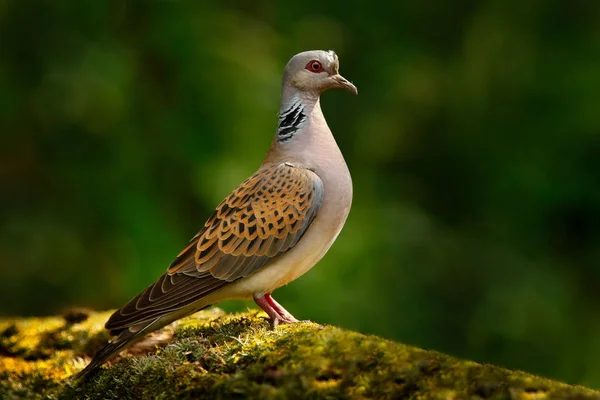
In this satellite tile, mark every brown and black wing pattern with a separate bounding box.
[170,162,324,280]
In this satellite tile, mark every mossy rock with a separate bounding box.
[0,308,598,399]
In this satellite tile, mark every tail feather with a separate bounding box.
[72,303,213,380]
[72,318,160,380]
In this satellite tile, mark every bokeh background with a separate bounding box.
[2,0,600,388]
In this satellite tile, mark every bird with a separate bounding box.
[74,50,357,380]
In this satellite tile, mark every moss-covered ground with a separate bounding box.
[1,308,598,399]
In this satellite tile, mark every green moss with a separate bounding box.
[1,309,598,399]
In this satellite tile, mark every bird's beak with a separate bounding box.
[331,74,358,95]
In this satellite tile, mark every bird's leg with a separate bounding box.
[253,293,299,327]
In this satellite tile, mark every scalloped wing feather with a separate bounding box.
[168,163,324,281]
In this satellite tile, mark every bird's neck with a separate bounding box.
[275,88,320,144]
[262,88,336,168]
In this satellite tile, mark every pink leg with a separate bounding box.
[253,293,299,327]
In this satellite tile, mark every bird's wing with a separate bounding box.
[169,162,324,279]
[105,163,323,333]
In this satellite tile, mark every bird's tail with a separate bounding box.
[72,318,160,380]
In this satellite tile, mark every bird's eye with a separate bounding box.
[305,60,324,73]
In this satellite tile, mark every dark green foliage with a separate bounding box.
[1,0,600,388]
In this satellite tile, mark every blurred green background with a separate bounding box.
[2,0,600,388]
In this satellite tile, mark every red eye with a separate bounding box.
[305,60,324,73]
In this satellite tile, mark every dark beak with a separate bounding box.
[331,74,358,95]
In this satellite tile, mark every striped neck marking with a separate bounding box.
[277,101,306,143]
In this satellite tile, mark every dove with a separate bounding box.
[74,50,357,379]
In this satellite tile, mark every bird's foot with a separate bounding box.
[254,293,300,328]
[270,317,313,327]
[271,314,299,328]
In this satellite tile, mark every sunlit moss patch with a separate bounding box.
[1,309,598,399]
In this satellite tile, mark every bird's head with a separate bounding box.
[283,50,357,96]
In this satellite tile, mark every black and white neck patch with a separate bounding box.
[277,101,306,143]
